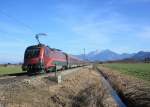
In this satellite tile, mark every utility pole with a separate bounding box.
[84,48,86,61]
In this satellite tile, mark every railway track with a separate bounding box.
[0,72,54,85]
[0,72,28,85]
[0,66,83,85]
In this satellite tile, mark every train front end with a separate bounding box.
[22,45,45,73]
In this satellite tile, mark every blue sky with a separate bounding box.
[0,0,150,63]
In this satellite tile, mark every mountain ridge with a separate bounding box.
[76,49,150,61]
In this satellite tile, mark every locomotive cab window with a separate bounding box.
[25,48,40,58]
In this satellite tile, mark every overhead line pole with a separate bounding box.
[84,48,86,61]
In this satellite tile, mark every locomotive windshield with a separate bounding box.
[25,48,40,58]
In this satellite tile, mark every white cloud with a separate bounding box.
[52,1,145,52]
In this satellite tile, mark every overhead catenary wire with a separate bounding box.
[0,9,35,34]
[0,9,37,44]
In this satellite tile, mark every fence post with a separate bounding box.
[55,65,57,77]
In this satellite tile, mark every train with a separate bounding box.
[22,44,86,74]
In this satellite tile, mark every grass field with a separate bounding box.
[103,63,150,81]
[0,66,24,75]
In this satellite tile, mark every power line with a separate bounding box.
[0,9,35,34]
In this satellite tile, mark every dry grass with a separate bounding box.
[0,67,119,107]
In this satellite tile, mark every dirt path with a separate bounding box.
[0,66,120,107]
[97,65,150,107]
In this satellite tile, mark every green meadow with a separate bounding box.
[103,63,150,81]
[0,66,23,75]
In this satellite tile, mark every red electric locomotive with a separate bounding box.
[22,44,85,74]
[22,33,85,74]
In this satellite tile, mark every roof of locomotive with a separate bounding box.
[26,44,45,49]
[26,44,63,52]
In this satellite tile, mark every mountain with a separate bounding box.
[89,50,120,61]
[131,51,150,61]
[77,49,135,61]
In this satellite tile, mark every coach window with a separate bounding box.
[47,47,52,57]
[48,48,51,57]
[45,48,49,57]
